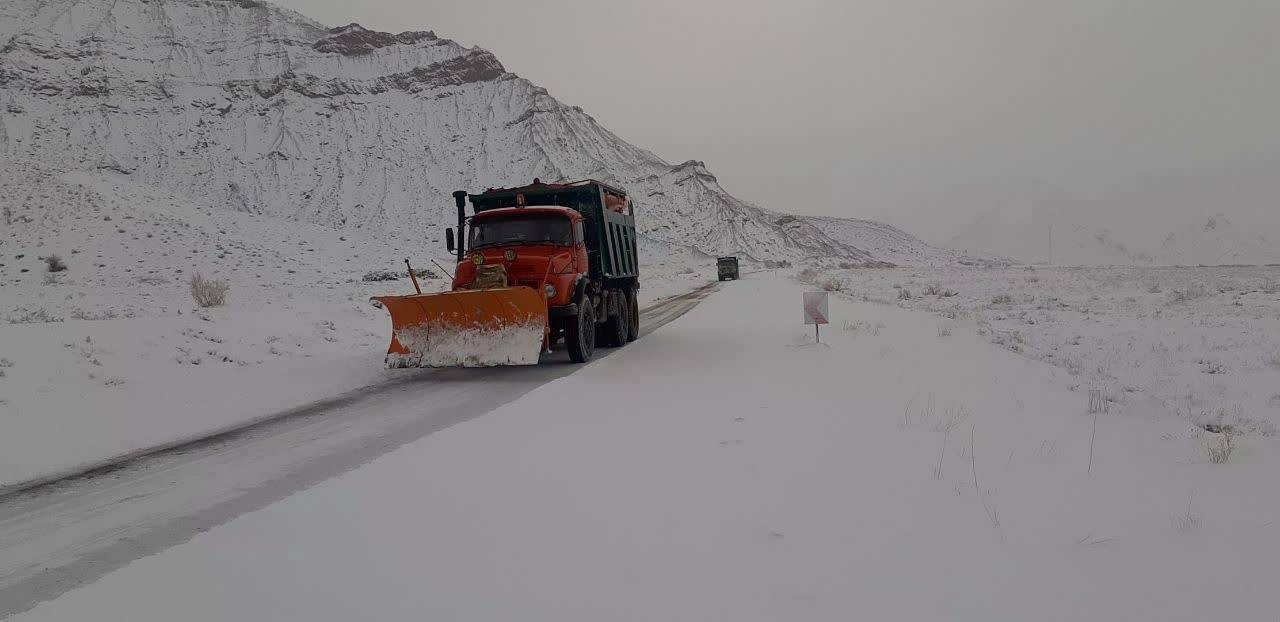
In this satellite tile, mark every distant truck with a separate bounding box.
[374,179,639,366]
[717,256,740,281]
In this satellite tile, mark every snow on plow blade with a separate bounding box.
[373,287,547,368]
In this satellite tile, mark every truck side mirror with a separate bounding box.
[446,228,455,252]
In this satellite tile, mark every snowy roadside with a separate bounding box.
[0,167,719,489]
[803,264,1280,437]
[16,274,1278,621]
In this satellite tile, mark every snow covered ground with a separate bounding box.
[0,164,717,488]
[803,264,1280,438]
[13,274,1278,621]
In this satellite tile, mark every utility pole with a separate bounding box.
[1048,224,1053,265]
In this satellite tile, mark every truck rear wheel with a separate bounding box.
[625,288,639,342]
[565,299,595,363]
[598,293,628,348]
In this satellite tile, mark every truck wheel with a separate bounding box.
[565,300,595,363]
[625,288,639,342]
[598,294,628,348]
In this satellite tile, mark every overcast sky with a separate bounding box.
[275,0,1280,243]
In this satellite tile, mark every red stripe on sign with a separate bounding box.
[804,298,826,323]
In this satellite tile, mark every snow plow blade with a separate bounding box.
[372,287,548,368]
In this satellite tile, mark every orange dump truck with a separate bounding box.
[373,179,640,367]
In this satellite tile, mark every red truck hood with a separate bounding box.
[455,245,575,287]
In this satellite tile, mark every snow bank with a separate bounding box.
[806,264,1280,437]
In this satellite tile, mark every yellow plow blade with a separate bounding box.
[372,287,548,368]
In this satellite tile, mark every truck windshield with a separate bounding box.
[469,215,573,250]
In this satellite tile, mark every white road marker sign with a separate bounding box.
[803,291,829,343]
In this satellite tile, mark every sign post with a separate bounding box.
[803,291,829,343]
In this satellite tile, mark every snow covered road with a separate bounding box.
[0,284,717,617]
[6,274,1279,621]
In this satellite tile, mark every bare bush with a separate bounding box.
[362,269,400,282]
[1266,350,1280,368]
[937,324,953,337]
[991,293,1013,305]
[1170,496,1202,533]
[1262,277,1279,294]
[1206,431,1233,464]
[7,307,62,324]
[820,277,846,292]
[797,268,819,283]
[1168,283,1208,303]
[189,273,230,307]
[897,288,912,301]
[70,308,119,321]
[44,254,67,273]
[1197,359,1227,375]
[1088,384,1111,414]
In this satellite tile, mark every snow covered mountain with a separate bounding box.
[943,203,1277,266]
[1153,213,1278,266]
[941,202,1145,266]
[0,0,959,266]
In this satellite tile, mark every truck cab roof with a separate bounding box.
[471,206,582,221]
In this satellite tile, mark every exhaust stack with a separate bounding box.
[452,190,468,263]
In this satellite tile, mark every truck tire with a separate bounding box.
[598,292,628,348]
[625,288,639,342]
[565,298,595,363]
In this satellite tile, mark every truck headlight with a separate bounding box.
[544,283,557,299]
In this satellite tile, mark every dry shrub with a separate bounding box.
[189,273,230,307]
[820,277,846,292]
[44,254,67,272]
[1206,432,1233,464]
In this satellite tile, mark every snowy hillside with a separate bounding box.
[944,205,1146,266]
[942,204,1277,267]
[1154,213,1278,266]
[0,0,954,266]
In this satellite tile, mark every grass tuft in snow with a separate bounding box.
[1088,383,1111,414]
[1206,431,1234,464]
[7,306,62,324]
[190,272,230,307]
[969,425,1000,528]
[820,277,846,292]
[1170,495,1203,533]
[44,254,68,273]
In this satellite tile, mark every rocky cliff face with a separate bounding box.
[1,0,960,265]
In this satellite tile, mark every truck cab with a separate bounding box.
[451,206,587,310]
[444,179,641,363]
